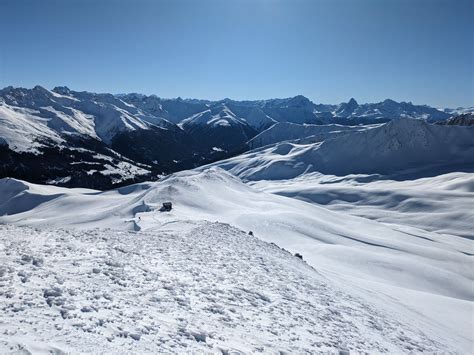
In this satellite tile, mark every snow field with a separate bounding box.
[0,222,448,353]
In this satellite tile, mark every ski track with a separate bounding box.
[0,222,446,354]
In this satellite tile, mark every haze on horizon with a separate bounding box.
[0,0,472,108]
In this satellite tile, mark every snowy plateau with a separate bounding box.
[0,87,473,354]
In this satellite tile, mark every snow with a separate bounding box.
[1,101,473,353]
[0,104,64,152]
[0,86,173,149]
[40,105,98,139]
[248,122,379,149]
[0,222,452,353]
[100,162,150,184]
[0,165,472,352]
[180,105,248,129]
[241,107,276,130]
[251,171,474,239]
[210,119,474,180]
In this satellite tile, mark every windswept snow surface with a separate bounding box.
[0,168,473,352]
[0,222,450,353]
[251,171,474,239]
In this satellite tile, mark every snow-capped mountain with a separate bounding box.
[442,106,474,116]
[330,98,451,122]
[436,112,474,126]
[0,85,175,144]
[248,122,378,149]
[211,119,474,180]
[120,93,454,125]
[0,85,469,189]
[0,86,234,189]
[119,94,209,125]
[180,103,257,152]
[334,97,359,117]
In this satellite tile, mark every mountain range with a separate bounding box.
[0,86,473,353]
[0,85,471,189]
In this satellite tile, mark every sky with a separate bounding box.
[0,0,472,107]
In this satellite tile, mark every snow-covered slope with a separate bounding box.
[224,103,277,131]
[119,94,209,125]
[0,168,472,352]
[251,171,474,239]
[0,103,64,152]
[212,119,474,180]
[0,222,451,353]
[180,104,247,129]
[1,86,464,188]
[180,104,257,152]
[0,86,174,145]
[0,86,234,188]
[248,122,379,149]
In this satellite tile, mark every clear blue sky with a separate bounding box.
[0,0,472,107]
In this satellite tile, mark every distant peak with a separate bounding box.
[53,86,71,95]
[33,85,48,92]
[292,94,310,101]
[288,95,312,106]
[347,98,358,107]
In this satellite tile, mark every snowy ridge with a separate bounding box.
[119,92,455,125]
[179,103,257,152]
[180,104,248,129]
[0,86,468,188]
[248,122,380,149]
[0,86,463,154]
[332,98,449,121]
[0,86,173,149]
[212,119,474,180]
[0,86,240,188]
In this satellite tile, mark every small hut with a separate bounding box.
[160,202,172,212]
